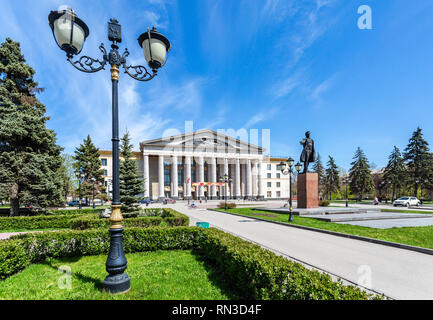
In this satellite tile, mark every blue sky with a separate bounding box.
[1,0,433,171]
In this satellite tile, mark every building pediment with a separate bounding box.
[139,129,263,155]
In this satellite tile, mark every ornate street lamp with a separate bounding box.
[90,176,96,209]
[343,176,350,207]
[49,6,170,294]
[280,158,302,222]
[75,168,85,212]
[219,174,232,210]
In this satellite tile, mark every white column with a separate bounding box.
[258,159,264,200]
[224,158,229,198]
[252,160,258,198]
[158,155,165,199]
[247,159,252,198]
[235,158,241,199]
[171,155,178,199]
[241,162,246,198]
[198,156,204,199]
[143,154,149,198]
[210,157,217,199]
[185,156,192,199]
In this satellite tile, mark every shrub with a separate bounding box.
[196,228,377,300]
[1,226,379,300]
[70,208,189,230]
[0,214,97,231]
[217,202,237,209]
[319,200,330,207]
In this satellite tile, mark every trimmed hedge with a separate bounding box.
[0,214,97,231]
[196,229,378,300]
[0,208,188,231]
[70,208,189,230]
[0,227,379,299]
[0,208,103,217]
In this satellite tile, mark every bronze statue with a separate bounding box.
[300,131,315,173]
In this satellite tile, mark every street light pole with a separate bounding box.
[48,7,170,294]
[219,174,232,210]
[280,158,302,222]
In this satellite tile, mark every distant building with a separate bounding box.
[99,129,291,201]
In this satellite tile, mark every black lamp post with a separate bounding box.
[75,168,85,213]
[90,176,96,209]
[48,7,170,294]
[280,158,302,222]
[219,174,232,210]
[344,176,350,207]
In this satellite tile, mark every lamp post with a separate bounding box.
[48,7,170,294]
[219,174,232,210]
[90,176,96,209]
[75,168,85,213]
[343,176,350,207]
[280,158,302,222]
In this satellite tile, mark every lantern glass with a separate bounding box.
[287,157,294,167]
[295,162,302,172]
[279,161,287,172]
[138,27,171,70]
[49,8,89,56]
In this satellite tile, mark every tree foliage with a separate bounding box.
[403,127,433,197]
[119,132,143,207]
[73,135,105,204]
[325,156,339,200]
[0,38,63,215]
[349,147,374,200]
[383,146,406,200]
[312,153,326,198]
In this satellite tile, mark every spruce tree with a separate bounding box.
[0,38,63,216]
[119,131,143,208]
[383,146,406,201]
[349,147,374,200]
[73,135,105,205]
[312,153,326,198]
[403,127,433,197]
[325,156,339,200]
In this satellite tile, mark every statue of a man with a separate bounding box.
[300,131,315,173]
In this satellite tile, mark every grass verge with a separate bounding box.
[0,250,236,300]
[215,208,433,250]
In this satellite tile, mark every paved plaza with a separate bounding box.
[146,200,433,299]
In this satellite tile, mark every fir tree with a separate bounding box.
[403,127,433,197]
[312,153,326,198]
[73,135,105,204]
[349,147,374,200]
[119,131,143,207]
[325,156,339,200]
[383,146,406,201]
[0,38,63,216]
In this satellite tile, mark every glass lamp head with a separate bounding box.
[138,26,171,70]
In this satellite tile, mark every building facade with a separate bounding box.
[99,130,291,201]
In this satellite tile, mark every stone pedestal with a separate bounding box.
[297,173,319,209]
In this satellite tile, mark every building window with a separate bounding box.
[101,158,107,166]
[276,164,280,171]
[104,169,107,176]
[267,173,271,178]
[276,173,280,178]
[164,168,170,186]
[276,191,281,198]
[267,182,271,188]
[277,182,281,188]
[178,167,183,185]
[267,164,271,170]
[267,191,272,197]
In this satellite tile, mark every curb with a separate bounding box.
[207,208,433,256]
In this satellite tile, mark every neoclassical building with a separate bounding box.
[99,129,291,201]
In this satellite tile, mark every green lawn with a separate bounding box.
[216,208,433,250]
[381,208,433,214]
[0,250,236,300]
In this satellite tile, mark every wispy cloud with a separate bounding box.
[244,107,278,128]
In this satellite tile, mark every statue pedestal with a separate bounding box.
[297,173,319,208]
